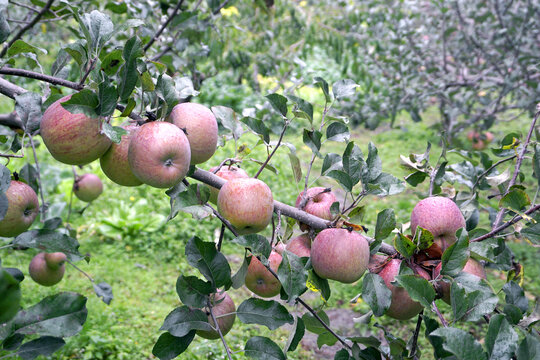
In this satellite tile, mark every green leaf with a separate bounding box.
[314,77,331,103]
[451,273,498,322]
[15,92,42,134]
[81,10,114,54]
[101,49,124,76]
[521,222,540,244]
[517,333,540,360]
[0,163,11,193]
[0,268,21,323]
[185,236,231,289]
[334,349,351,359]
[307,269,331,301]
[265,93,288,117]
[231,255,251,289]
[287,95,313,123]
[13,230,83,261]
[302,310,330,334]
[167,184,211,221]
[441,233,469,277]
[485,314,518,360]
[0,1,10,43]
[533,145,540,186]
[245,336,286,360]
[317,331,338,348]
[241,117,270,144]
[412,226,434,250]
[61,90,99,118]
[431,327,487,360]
[394,233,416,259]
[327,170,353,192]
[175,275,213,308]
[405,171,428,187]
[394,275,435,308]
[326,122,350,142]
[277,251,308,300]
[231,234,271,258]
[237,298,294,330]
[502,281,528,314]
[17,336,65,360]
[96,80,118,117]
[367,172,405,196]
[19,163,38,195]
[64,41,88,67]
[499,188,530,212]
[101,123,126,144]
[288,153,302,183]
[13,292,87,338]
[285,316,304,352]
[7,40,46,57]
[155,74,180,118]
[303,129,322,156]
[105,1,128,14]
[363,142,382,184]
[141,71,155,92]
[321,153,342,175]
[160,306,212,337]
[375,209,395,241]
[212,106,242,140]
[332,79,358,99]
[361,273,392,317]
[118,36,143,102]
[152,331,195,360]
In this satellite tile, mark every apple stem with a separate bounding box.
[28,136,47,222]
[207,299,234,360]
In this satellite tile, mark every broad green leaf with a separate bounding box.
[363,142,382,183]
[303,129,322,156]
[302,310,330,335]
[277,251,308,300]
[374,209,395,241]
[314,77,331,103]
[441,231,469,277]
[326,122,350,142]
[101,49,124,76]
[517,333,540,360]
[288,153,302,183]
[394,233,415,259]
[327,170,353,192]
[231,255,251,289]
[361,273,391,317]
[175,275,213,308]
[521,222,540,244]
[7,40,46,57]
[17,336,65,360]
[160,306,212,337]
[245,336,286,360]
[321,153,342,175]
[185,236,231,289]
[15,92,41,134]
[502,281,528,314]
[241,117,270,144]
[412,226,434,250]
[101,123,126,144]
[285,315,304,352]
[237,298,294,330]
[61,90,99,118]
[367,173,405,196]
[307,270,331,301]
[167,184,211,221]
[212,106,242,140]
[317,331,338,348]
[431,327,487,360]
[287,95,313,123]
[265,93,288,117]
[231,235,271,258]
[485,314,518,360]
[405,171,428,187]
[342,142,363,186]
[451,273,498,322]
[499,188,530,212]
[0,163,11,192]
[155,74,180,118]
[152,331,195,360]
[13,230,83,261]
[0,268,21,323]
[19,163,38,195]
[394,275,435,308]
[118,36,143,102]
[96,80,118,117]
[80,10,114,53]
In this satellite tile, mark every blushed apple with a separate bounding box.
[0,181,39,237]
[100,125,143,187]
[245,251,282,298]
[207,166,249,204]
[379,259,423,320]
[28,252,67,286]
[286,233,311,258]
[73,174,103,202]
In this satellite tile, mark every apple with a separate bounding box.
[295,187,336,231]
[128,121,191,188]
[273,242,286,255]
[100,125,143,187]
[40,95,112,165]
[311,228,369,283]
[379,259,423,320]
[485,131,494,143]
[168,103,218,165]
[207,166,249,204]
[434,259,486,304]
[217,178,274,234]
[28,252,67,286]
[286,233,311,258]
[245,251,282,298]
[197,291,236,340]
[0,181,39,237]
[410,196,466,251]
[73,174,103,202]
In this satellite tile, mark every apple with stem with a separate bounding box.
[207,166,249,204]
[28,252,67,286]
[0,181,39,237]
[100,125,143,187]
[245,251,282,298]
[73,174,103,202]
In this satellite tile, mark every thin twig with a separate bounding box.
[144,0,185,52]
[254,121,289,178]
[66,259,94,282]
[207,298,234,360]
[28,135,46,221]
[206,203,239,237]
[78,57,97,86]
[217,223,225,251]
[9,1,40,13]
[432,301,448,327]
[0,67,84,90]
[410,311,423,359]
[472,155,517,190]
[212,0,230,15]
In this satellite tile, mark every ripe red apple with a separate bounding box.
[207,166,249,204]
[434,259,486,304]
[100,125,143,186]
[128,121,191,188]
[217,178,274,234]
[28,252,67,286]
[197,291,236,340]
[168,103,218,165]
[295,187,336,219]
[379,259,423,320]
[410,197,466,251]
[73,174,103,202]
[0,181,39,237]
[245,251,282,298]
[311,228,369,283]
[286,233,311,258]
[485,131,494,143]
[40,95,112,165]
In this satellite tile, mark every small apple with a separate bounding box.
[379,259,423,320]
[40,95,112,165]
[485,131,494,143]
[217,178,274,234]
[73,174,103,202]
[197,291,236,340]
[100,125,143,187]
[245,251,282,298]
[311,228,369,283]
[410,196,466,251]
[285,233,311,258]
[168,103,218,165]
[28,252,67,286]
[207,166,249,204]
[434,259,486,304]
[128,121,191,188]
[0,181,39,237]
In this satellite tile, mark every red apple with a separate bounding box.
[207,166,249,204]
[286,233,311,258]
[245,251,282,298]
[217,178,274,234]
[0,181,39,237]
[311,228,369,283]
[410,197,466,251]
[434,259,486,304]
[128,121,191,188]
[295,187,336,220]
[197,291,236,340]
[28,252,67,286]
[168,103,218,165]
[40,95,112,165]
[379,259,423,320]
[73,174,103,202]
[100,125,143,186]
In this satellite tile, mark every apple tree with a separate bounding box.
[0,1,539,359]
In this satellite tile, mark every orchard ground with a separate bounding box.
[1,99,538,359]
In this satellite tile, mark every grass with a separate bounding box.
[0,91,538,359]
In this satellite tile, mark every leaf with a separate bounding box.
[0,163,11,192]
[92,282,113,305]
[451,273,498,322]
[332,79,358,99]
[152,331,195,360]
[14,292,87,338]
[499,188,530,212]
[288,153,302,183]
[285,315,304,352]
[394,275,435,308]
[302,310,330,334]
[15,92,42,134]
[412,226,434,250]
[363,143,382,184]
[13,230,83,261]
[80,10,114,53]
[175,275,213,308]
[307,269,331,301]
[361,273,391,317]
[521,222,540,244]
[303,129,322,156]
[231,234,271,258]
[394,233,416,259]
[19,163,38,195]
[367,172,405,196]
[241,117,270,144]
[441,233,469,277]
[314,77,331,103]
[0,268,21,323]
[321,153,342,175]
[517,333,540,360]
[502,281,528,314]
[245,336,286,360]
[17,336,65,360]
[405,171,428,187]
[0,1,10,43]
[101,49,124,76]
[277,251,308,300]
[7,40,46,57]
[375,209,395,241]
[168,184,211,221]
[485,314,518,360]
[287,95,313,123]
[96,80,118,117]
[317,331,338,348]
[431,327,487,360]
[185,236,231,289]
[118,36,143,102]
[212,106,242,140]
[265,93,288,117]
[327,170,353,192]
[232,255,251,289]
[160,306,212,337]
[237,298,294,330]
[61,90,99,118]
[155,74,180,118]
[101,123,127,144]
[326,122,350,142]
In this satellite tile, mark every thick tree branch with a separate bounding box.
[0,77,26,98]
[0,111,23,128]
[144,0,185,52]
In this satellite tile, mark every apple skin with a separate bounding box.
[0,181,39,237]
[207,166,249,204]
[73,174,103,202]
[197,291,236,340]
[311,228,369,283]
[434,259,486,304]
[295,187,336,220]
[410,197,466,251]
[245,251,282,298]
[286,233,311,258]
[128,121,191,188]
[28,252,67,286]
[217,178,274,234]
[100,125,143,187]
[168,103,218,165]
[379,259,423,320]
[40,95,112,165]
